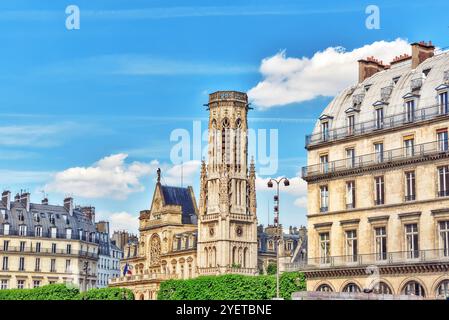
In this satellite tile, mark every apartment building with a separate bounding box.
[299,41,449,298]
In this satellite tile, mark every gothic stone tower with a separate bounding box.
[197,91,258,275]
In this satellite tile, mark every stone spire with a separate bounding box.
[248,157,257,216]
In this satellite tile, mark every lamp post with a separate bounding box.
[267,177,290,300]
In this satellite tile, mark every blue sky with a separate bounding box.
[1,0,449,233]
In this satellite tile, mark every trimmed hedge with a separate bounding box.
[0,284,80,300]
[0,284,134,300]
[158,272,305,300]
[79,287,134,300]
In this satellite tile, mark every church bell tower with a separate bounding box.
[197,91,258,275]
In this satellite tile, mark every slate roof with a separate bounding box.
[0,200,98,243]
[160,185,197,224]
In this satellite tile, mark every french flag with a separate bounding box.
[123,263,132,276]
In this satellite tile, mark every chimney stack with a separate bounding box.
[14,193,20,202]
[411,41,435,69]
[41,198,48,205]
[357,56,387,83]
[1,191,11,210]
[20,192,31,212]
[81,206,95,223]
[64,197,73,216]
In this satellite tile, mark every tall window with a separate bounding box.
[404,137,414,157]
[35,258,40,271]
[375,176,385,205]
[345,230,357,262]
[66,244,72,254]
[436,280,449,299]
[346,181,356,209]
[321,122,329,141]
[439,221,449,257]
[66,228,72,240]
[346,148,355,169]
[439,91,448,115]
[18,225,27,236]
[2,257,8,271]
[3,240,9,251]
[438,165,449,197]
[17,280,24,289]
[19,257,25,271]
[347,115,355,135]
[374,227,387,260]
[35,242,41,253]
[402,281,425,297]
[320,154,329,173]
[405,100,415,123]
[319,232,330,264]
[51,243,57,254]
[375,107,384,129]
[405,224,419,259]
[374,143,384,163]
[405,171,416,201]
[19,241,25,252]
[320,186,329,212]
[66,259,71,273]
[0,280,8,290]
[437,129,448,152]
[35,226,42,237]
[50,227,57,238]
[50,259,56,272]
[3,224,9,236]
[33,280,40,288]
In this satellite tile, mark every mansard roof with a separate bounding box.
[311,50,449,136]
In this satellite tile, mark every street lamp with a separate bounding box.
[267,177,289,300]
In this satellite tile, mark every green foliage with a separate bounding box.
[79,287,134,300]
[0,284,79,300]
[158,272,306,300]
[0,284,134,300]
[266,263,277,275]
[231,263,241,268]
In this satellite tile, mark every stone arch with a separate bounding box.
[374,280,395,295]
[238,247,243,266]
[340,279,362,293]
[431,275,449,298]
[204,247,209,267]
[434,278,449,298]
[232,246,237,264]
[399,277,427,297]
[314,281,335,292]
[243,247,248,268]
[212,246,217,267]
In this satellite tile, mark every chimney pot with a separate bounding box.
[2,191,11,211]
[411,41,435,69]
[64,197,74,216]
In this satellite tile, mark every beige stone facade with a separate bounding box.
[296,42,449,299]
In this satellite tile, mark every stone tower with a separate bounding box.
[197,91,258,275]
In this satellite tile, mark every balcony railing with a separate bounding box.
[284,249,449,271]
[0,229,99,244]
[305,103,449,148]
[109,273,177,284]
[302,140,449,179]
[0,246,98,258]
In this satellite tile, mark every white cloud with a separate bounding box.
[97,211,139,235]
[248,38,411,108]
[256,175,307,208]
[44,154,201,200]
[45,153,159,200]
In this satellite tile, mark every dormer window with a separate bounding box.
[66,228,72,240]
[393,76,401,85]
[423,68,431,77]
[321,122,329,141]
[3,223,10,236]
[364,84,372,92]
[403,93,418,123]
[19,224,27,236]
[347,115,355,135]
[50,227,57,238]
[436,84,449,115]
[35,226,42,237]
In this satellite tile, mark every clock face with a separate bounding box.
[236,226,243,237]
[209,227,214,236]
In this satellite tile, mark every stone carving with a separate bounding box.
[150,234,161,266]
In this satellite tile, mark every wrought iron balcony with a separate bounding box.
[284,249,449,271]
[302,140,449,181]
[305,103,449,148]
[0,246,98,259]
[404,194,416,202]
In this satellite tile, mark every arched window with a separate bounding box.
[402,281,425,297]
[317,284,333,292]
[436,280,449,298]
[343,283,361,293]
[204,248,209,267]
[243,247,248,268]
[232,247,237,265]
[374,282,392,294]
